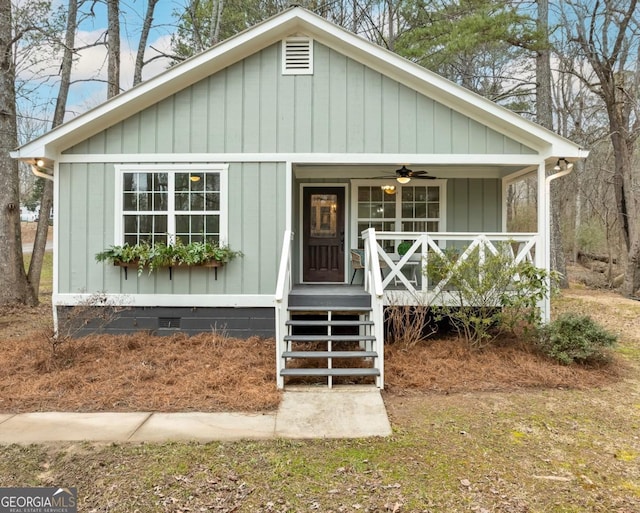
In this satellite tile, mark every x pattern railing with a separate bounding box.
[363,231,540,296]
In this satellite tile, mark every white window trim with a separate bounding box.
[349,179,447,250]
[114,163,229,245]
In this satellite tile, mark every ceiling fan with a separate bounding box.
[377,165,438,184]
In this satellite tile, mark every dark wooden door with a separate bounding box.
[303,187,345,282]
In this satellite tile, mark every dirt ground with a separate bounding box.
[0,277,636,413]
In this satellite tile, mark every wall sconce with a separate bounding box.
[553,158,574,171]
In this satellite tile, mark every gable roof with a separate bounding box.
[14,6,587,162]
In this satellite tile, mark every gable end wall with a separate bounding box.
[63,42,536,156]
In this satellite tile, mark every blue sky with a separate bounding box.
[18,0,182,140]
[67,0,179,109]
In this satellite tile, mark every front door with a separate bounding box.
[303,187,345,282]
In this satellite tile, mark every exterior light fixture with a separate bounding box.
[553,158,574,171]
[381,185,396,195]
[396,176,411,184]
[36,159,45,167]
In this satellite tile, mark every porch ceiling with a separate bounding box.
[294,163,530,180]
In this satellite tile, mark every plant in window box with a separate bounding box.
[170,239,243,267]
[95,242,152,274]
[95,240,242,276]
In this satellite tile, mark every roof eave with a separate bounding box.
[15,7,587,161]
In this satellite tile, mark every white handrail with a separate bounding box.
[275,230,293,389]
[362,228,385,388]
[362,228,384,298]
[275,230,293,302]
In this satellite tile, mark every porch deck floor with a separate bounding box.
[291,284,366,296]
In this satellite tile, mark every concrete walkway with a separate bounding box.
[0,387,391,444]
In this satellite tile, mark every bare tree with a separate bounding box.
[0,0,37,306]
[134,0,160,86]
[106,0,120,97]
[562,0,640,296]
[27,0,81,298]
[535,0,568,287]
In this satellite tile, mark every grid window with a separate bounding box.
[355,183,443,250]
[120,168,224,246]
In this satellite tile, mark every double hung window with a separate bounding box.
[117,164,228,245]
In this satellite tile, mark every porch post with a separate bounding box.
[537,160,550,323]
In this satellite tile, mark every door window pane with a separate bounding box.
[310,194,337,238]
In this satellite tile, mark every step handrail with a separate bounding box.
[362,228,385,389]
[275,230,294,389]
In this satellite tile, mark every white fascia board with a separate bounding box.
[14,11,306,160]
[294,11,586,157]
[53,293,277,308]
[15,6,587,161]
[58,152,545,165]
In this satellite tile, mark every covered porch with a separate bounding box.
[275,156,567,390]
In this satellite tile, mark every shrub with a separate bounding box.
[425,242,553,349]
[537,313,617,365]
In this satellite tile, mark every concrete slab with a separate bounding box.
[0,414,14,425]
[0,412,150,444]
[129,412,276,442]
[275,386,392,439]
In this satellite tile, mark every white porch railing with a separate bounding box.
[363,231,542,299]
[274,229,294,389]
[362,228,385,388]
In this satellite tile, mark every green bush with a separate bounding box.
[425,242,553,349]
[537,313,617,365]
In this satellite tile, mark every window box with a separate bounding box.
[97,240,242,280]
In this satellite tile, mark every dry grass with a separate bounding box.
[0,257,634,413]
[385,335,624,393]
[0,305,625,413]
[0,329,280,413]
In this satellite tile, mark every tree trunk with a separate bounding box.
[210,0,223,46]
[610,129,640,295]
[536,0,568,287]
[107,0,120,98]
[0,0,37,306]
[134,0,159,86]
[27,0,79,298]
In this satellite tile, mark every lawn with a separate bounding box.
[0,251,639,512]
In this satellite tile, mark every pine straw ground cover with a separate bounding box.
[0,289,629,414]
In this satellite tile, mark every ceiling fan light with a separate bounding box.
[396,176,410,184]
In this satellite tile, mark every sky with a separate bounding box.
[17,0,183,141]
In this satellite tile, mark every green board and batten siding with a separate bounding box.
[57,162,286,295]
[58,41,526,296]
[63,43,534,156]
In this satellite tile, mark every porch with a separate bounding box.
[275,228,544,390]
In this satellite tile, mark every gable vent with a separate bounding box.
[282,37,313,75]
